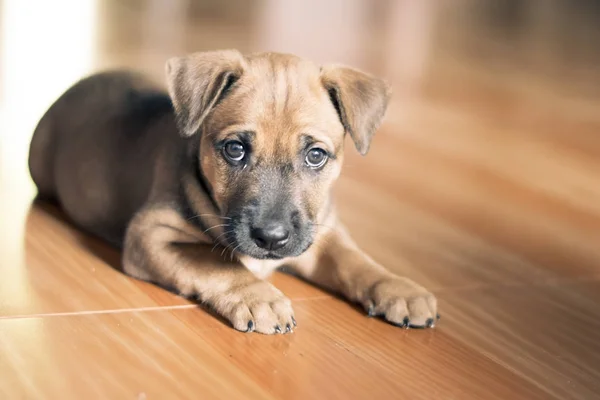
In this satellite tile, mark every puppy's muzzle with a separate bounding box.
[228,201,312,259]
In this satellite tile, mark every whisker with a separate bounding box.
[210,229,233,253]
[199,214,231,219]
[211,231,229,245]
[221,243,234,258]
[211,240,224,253]
[202,223,230,235]
[229,244,242,262]
[187,214,231,222]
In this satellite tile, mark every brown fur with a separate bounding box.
[28,50,438,334]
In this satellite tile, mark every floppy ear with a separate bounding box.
[320,65,391,155]
[166,50,246,137]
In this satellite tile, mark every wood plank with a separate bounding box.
[0,203,328,318]
[440,282,600,400]
[0,0,599,398]
[0,309,272,400]
[0,306,418,400]
[292,297,550,400]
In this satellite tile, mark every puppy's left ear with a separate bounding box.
[321,65,391,155]
[166,50,246,137]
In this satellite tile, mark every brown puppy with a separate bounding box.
[28,50,438,334]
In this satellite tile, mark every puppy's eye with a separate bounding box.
[305,148,328,169]
[223,140,245,163]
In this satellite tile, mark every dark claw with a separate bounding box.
[247,320,254,332]
[403,316,410,327]
[436,313,441,320]
[367,305,376,317]
[408,318,435,329]
[275,325,282,333]
[292,316,297,327]
[285,323,291,333]
[390,316,410,328]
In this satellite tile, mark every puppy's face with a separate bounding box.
[167,51,389,260]
[199,55,343,259]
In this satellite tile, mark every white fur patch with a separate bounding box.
[239,256,286,279]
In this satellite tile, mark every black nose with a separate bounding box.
[250,223,290,250]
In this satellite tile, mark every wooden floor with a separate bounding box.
[1,1,600,399]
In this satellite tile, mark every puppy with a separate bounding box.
[28,50,438,334]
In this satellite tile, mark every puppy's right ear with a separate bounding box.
[166,50,246,137]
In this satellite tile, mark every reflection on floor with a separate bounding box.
[1,1,599,399]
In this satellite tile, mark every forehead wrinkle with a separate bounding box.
[220,54,343,161]
[257,129,293,163]
[275,132,298,161]
[261,58,298,120]
[274,59,292,116]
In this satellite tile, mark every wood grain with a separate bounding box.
[1,0,599,398]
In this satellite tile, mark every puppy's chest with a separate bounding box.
[239,257,285,279]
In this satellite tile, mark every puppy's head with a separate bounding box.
[166,50,390,260]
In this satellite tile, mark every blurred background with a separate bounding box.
[1,0,599,277]
[1,1,600,398]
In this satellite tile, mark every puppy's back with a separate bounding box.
[28,71,176,246]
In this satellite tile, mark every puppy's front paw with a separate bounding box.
[363,277,438,329]
[218,281,296,334]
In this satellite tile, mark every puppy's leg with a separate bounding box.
[291,222,438,328]
[123,208,295,334]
